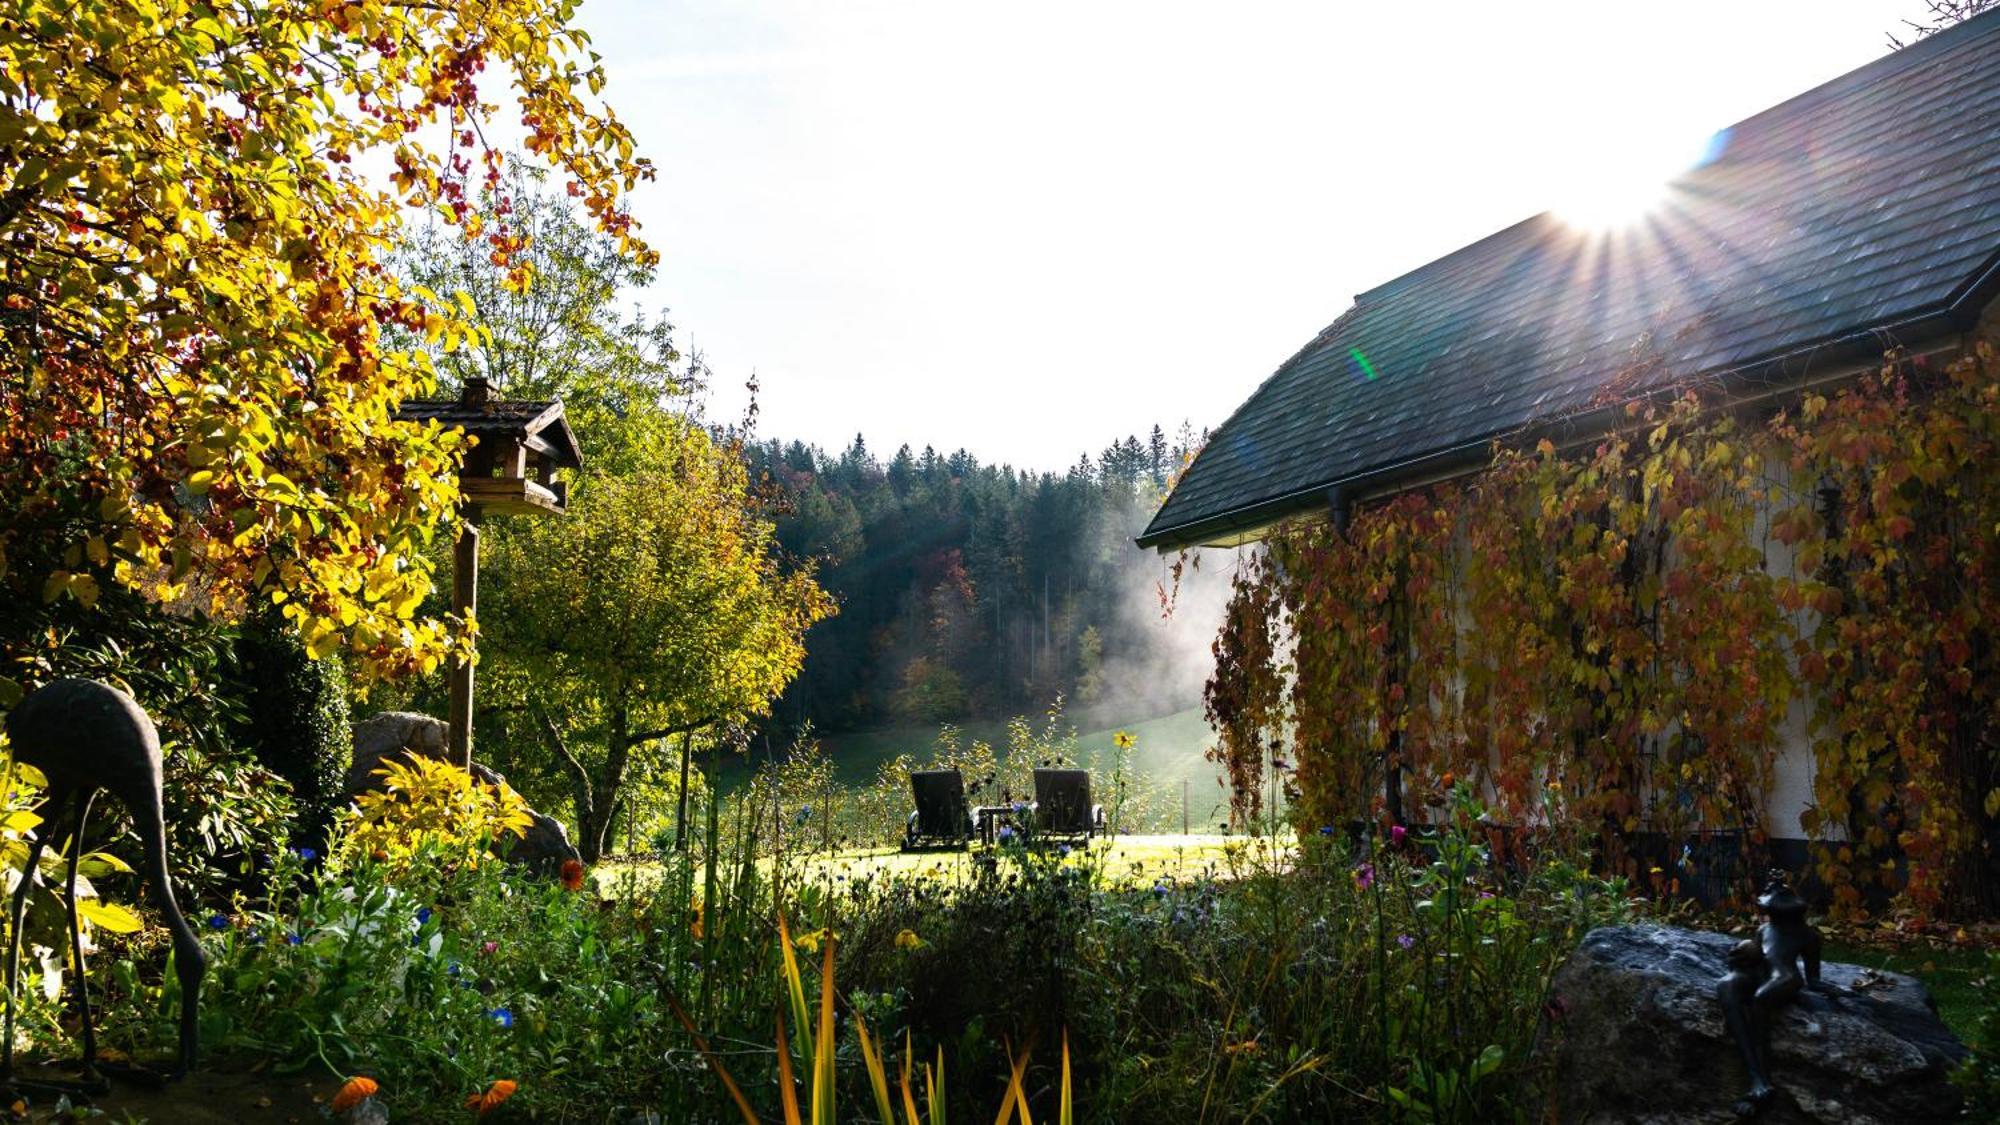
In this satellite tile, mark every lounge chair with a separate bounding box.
[1031,767,1106,841]
[903,768,975,851]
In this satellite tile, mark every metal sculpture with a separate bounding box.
[2,678,205,1094]
[1717,869,1822,1116]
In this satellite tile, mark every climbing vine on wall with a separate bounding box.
[1207,344,2000,918]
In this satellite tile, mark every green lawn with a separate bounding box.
[1823,941,1990,1037]
[593,832,1295,898]
[781,832,1292,889]
[716,705,1239,831]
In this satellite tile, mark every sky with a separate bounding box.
[574,0,1952,471]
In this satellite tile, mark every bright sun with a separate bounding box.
[1552,128,1729,230]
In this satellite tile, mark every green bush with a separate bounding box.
[159,737,297,906]
[235,618,352,851]
[77,780,1631,1122]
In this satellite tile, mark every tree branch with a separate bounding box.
[535,703,593,819]
[627,716,721,746]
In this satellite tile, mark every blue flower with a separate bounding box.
[293,846,318,862]
[285,932,303,946]
[1397,933,1415,950]
[1318,825,1335,837]
[489,1008,514,1028]
[416,907,433,926]
[207,914,229,930]
[1152,881,1169,898]
[997,825,1015,842]
[1011,801,1027,813]
[448,961,462,978]
[1058,844,1072,857]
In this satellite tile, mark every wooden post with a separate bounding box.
[447,513,481,768]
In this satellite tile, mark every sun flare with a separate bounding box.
[1552,128,1729,231]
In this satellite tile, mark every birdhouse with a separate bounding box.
[395,377,583,766]
[397,377,583,515]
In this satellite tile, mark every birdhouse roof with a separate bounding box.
[396,389,584,469]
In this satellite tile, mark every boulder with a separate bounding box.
[348,711,581,876]
[1548,924,1965,1124]
[504,808,583,877]
[348,710,450,794]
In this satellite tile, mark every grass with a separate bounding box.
[594,832,1294,898]
[720,705,1236,830]
[1823,940,1988,1036]
[784,832,1291,889]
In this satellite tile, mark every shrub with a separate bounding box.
[340,756,533,875]
[159,737,297,906]
[235,618,353,851]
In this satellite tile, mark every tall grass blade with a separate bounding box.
[932,1046,946,1125]
[814,933,837,1125]
[997,1038,1033,1125]
[899,1033,923,1125]
[660,981,760,1125]
[856,1014,896,1125]
[1059,1029,1072,1125]
[775,1013,805,1125]
[777,910,814,1071]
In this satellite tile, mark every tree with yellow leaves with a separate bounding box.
[0,0,653,686]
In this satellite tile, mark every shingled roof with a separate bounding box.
[1140,11,2000,550]
[396,380,583,469]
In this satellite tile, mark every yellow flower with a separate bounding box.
[331,1076,380,1113]
[793,927,831,954]
[1113,731,1136,750]
[894,928,925,951]
[465,1079,518,1116]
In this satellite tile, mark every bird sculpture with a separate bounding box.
[1,678,205,1094]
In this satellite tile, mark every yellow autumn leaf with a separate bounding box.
[0,810,42,834]
[77,852,134,878]
[75,900,144,934]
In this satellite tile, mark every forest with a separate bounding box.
[749,425,1207,737]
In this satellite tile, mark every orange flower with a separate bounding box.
[559,858,585,892]
[465,1079,518,1116]
[331,1076,380,1112]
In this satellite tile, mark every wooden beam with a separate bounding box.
[460,476,565,515]
[447,516,480,768]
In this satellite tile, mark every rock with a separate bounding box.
[347,711,581,876]
[504,808,583,876]
[348,710,450,794]
[1548,924,1966,1124]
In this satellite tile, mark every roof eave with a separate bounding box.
[1137,258,2000,554]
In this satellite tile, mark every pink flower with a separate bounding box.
[1389,824,1407,846]
[480,940,499,956]
[1353,862,1375,890]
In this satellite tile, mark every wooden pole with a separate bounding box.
[447,514,481,768]
[675,732,694,852]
